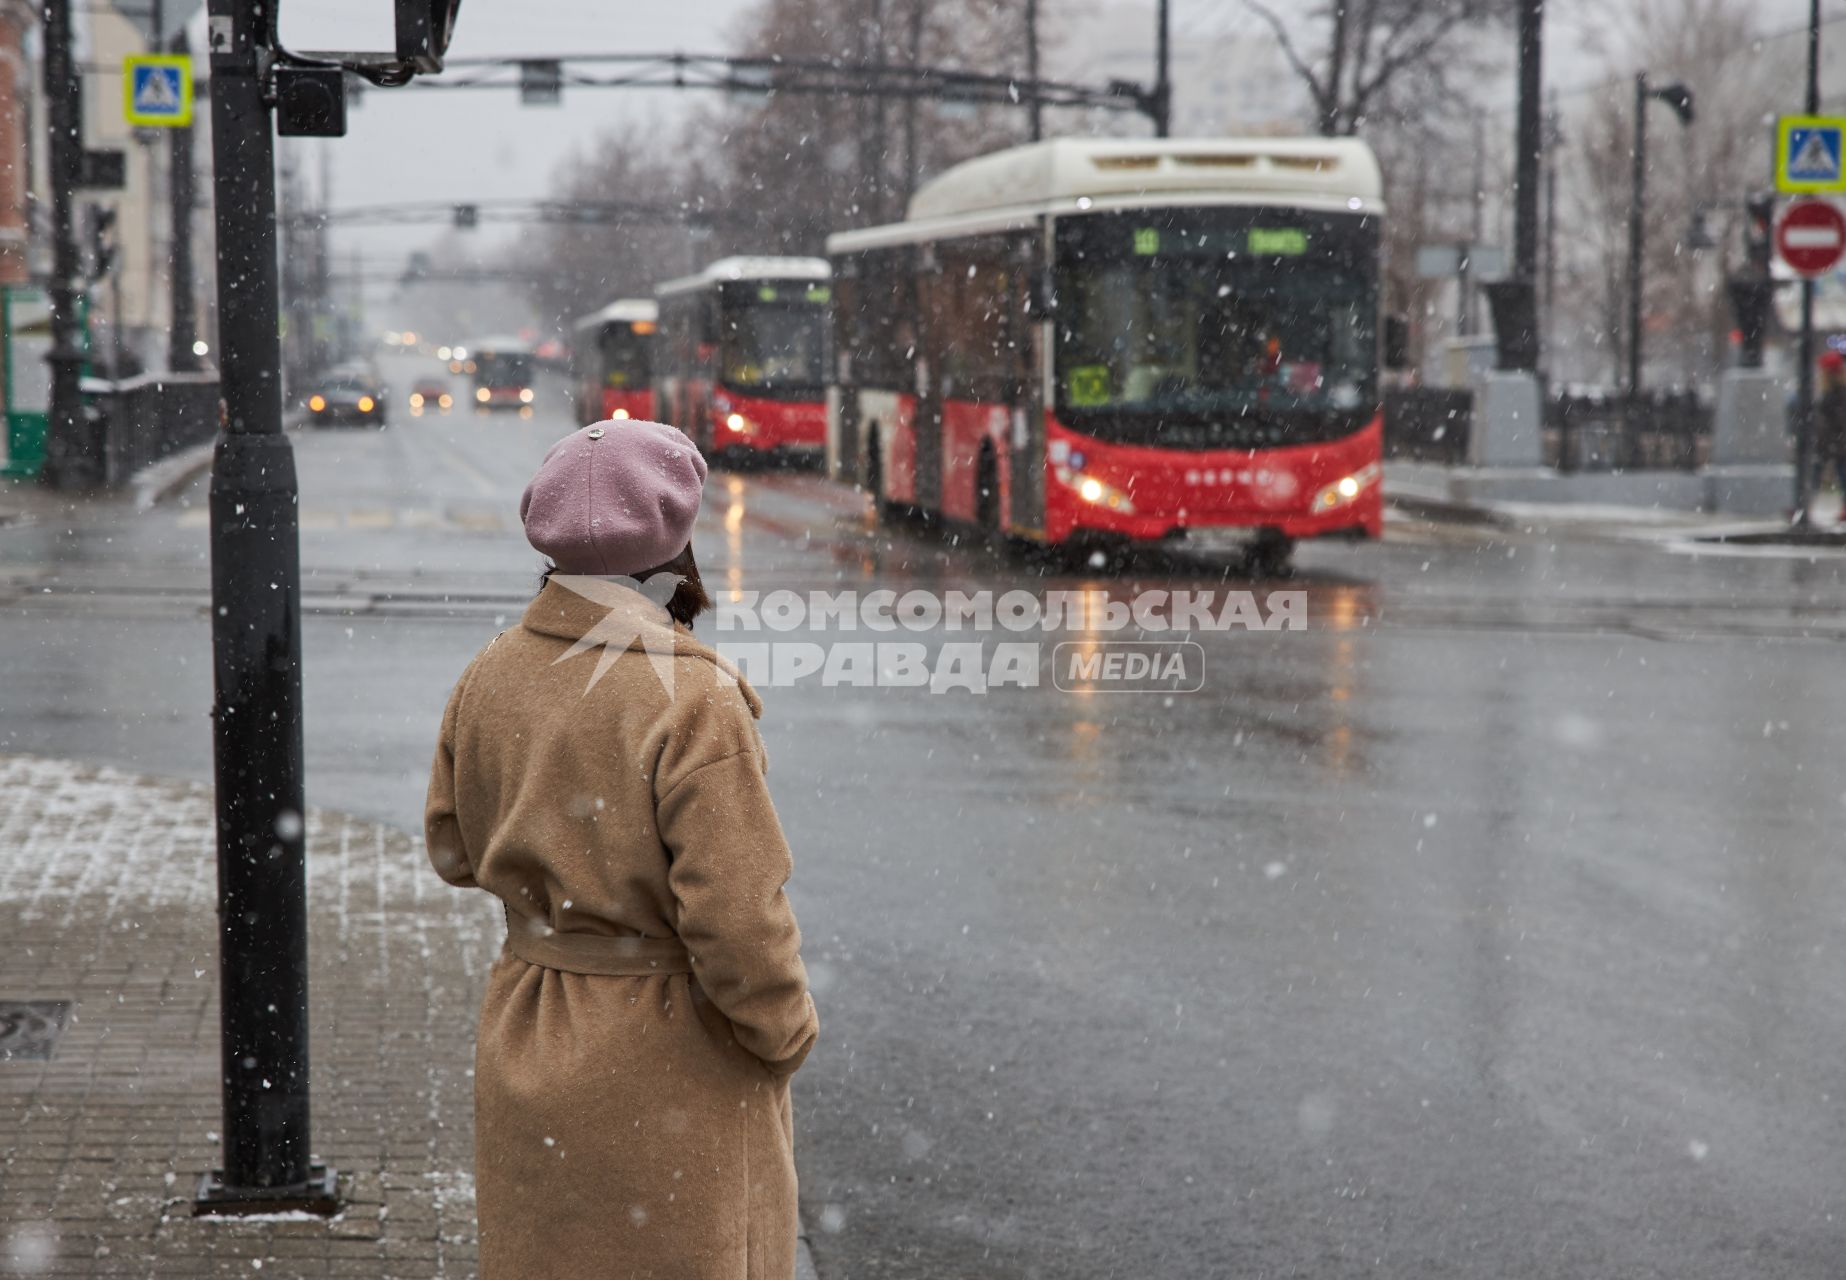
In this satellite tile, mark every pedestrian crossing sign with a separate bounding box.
[123,54,193,127]
[1777,115,1846,192]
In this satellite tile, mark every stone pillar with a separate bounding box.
[1469,370,1546,467]
[1709,366,1788,466]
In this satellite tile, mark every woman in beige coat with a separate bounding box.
[425,421,819,1280]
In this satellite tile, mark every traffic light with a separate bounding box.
[1744,192,1776,273]
[396,0,462,73]
[85,204,117,281]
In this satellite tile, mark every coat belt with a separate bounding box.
[504,912,693,976]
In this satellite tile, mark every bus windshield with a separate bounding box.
[1055,209,1378,448]
[475,352,535,387]
[719,284,828,399]
[597,324,651,388]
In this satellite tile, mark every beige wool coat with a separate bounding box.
[425,577,819,1280]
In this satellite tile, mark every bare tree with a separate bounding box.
[1552,0,1781,388]
[700,0,1044,256]
[503,130,699,333]
[1244,0,1512,136]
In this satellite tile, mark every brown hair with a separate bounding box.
[537,543,713,630]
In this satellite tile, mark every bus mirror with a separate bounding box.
[1383,315,1410,371]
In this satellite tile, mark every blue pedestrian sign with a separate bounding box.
[1777,115,1846,193]
[123,54,193,128]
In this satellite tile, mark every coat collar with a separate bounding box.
[522,577,762,718]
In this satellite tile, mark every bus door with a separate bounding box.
[914,246,947,513]
[1010,230,1049,536]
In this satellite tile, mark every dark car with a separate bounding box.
[305,373,388,428]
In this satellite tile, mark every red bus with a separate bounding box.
[469,338,538,412]
[572,299,657,424]
[826,138,1385,567]
[654,257,831,461]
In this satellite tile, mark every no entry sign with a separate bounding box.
[1776,198,1846,276]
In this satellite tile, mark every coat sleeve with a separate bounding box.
[424,665,478,890]
[656,700,818,1077]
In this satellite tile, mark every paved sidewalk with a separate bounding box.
[0,754,500,1278]
[0,756,824,1280]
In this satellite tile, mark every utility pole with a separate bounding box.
[41,0,87,489]
[168,35,200,371]
[1794,0,1822,521]
[1627,73,1694,401]
[1025,0,1041,142]
[1627,73,1647,400]
[194,0,331,1215]
[1506,0,1542,373]
[1153,0,1171,137]
[1542,90,1560,370]
[901,0,922,206]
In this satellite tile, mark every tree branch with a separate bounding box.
[1244,0,1331,121]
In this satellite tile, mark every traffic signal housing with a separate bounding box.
[397,0,462,73]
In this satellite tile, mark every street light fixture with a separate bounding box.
[1627,73,1695,400]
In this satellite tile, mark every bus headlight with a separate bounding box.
[308,395,326,412]
[725,413,749,434]
[476,387,491,403]
[1311,462,1381,512]
[1057,468,1134,513]
[519,388,535,404]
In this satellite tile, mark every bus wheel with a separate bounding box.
[974,447,1003,548]
[865,428,890,526]
[1245,530,1296,579]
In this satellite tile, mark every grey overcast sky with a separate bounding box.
[259,0,1835,329]
[274,1,761,301]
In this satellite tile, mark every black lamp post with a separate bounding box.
[1626,73,1694,399]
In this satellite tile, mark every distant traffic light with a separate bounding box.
[85,204,117,281]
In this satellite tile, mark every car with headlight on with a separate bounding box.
[305,371,388,429]
[408,378,453,413]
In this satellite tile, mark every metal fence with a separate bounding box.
[46,371,220,489]
[1382,387,1472,464]
[1384,386,1713,472]
[1547,391,1710,472]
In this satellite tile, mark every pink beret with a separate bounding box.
[520,420,708,577]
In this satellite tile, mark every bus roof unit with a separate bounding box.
[575,298,658,330]
[830,137,1384,253]
[655,256,831,298]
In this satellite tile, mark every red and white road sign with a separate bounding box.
[1776,198,1846,276]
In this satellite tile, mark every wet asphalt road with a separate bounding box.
[5,364,1846,1278]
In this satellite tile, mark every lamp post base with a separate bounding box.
[192,1164,340,1217]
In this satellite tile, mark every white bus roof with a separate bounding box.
[654,256,831,298]
[829,137,1384,253]
[574,298,658,331]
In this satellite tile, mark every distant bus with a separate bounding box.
[572,300,657,425]
[654,257,831,460]
[825,138,1386,565]
[470,338,537,411]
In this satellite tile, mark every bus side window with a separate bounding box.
[936,246,1017,402]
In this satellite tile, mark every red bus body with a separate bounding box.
[826,139,1387,553]
[654,258,831,461]
[573,300,658,426]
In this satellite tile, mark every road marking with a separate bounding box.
[438,443,500,498]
